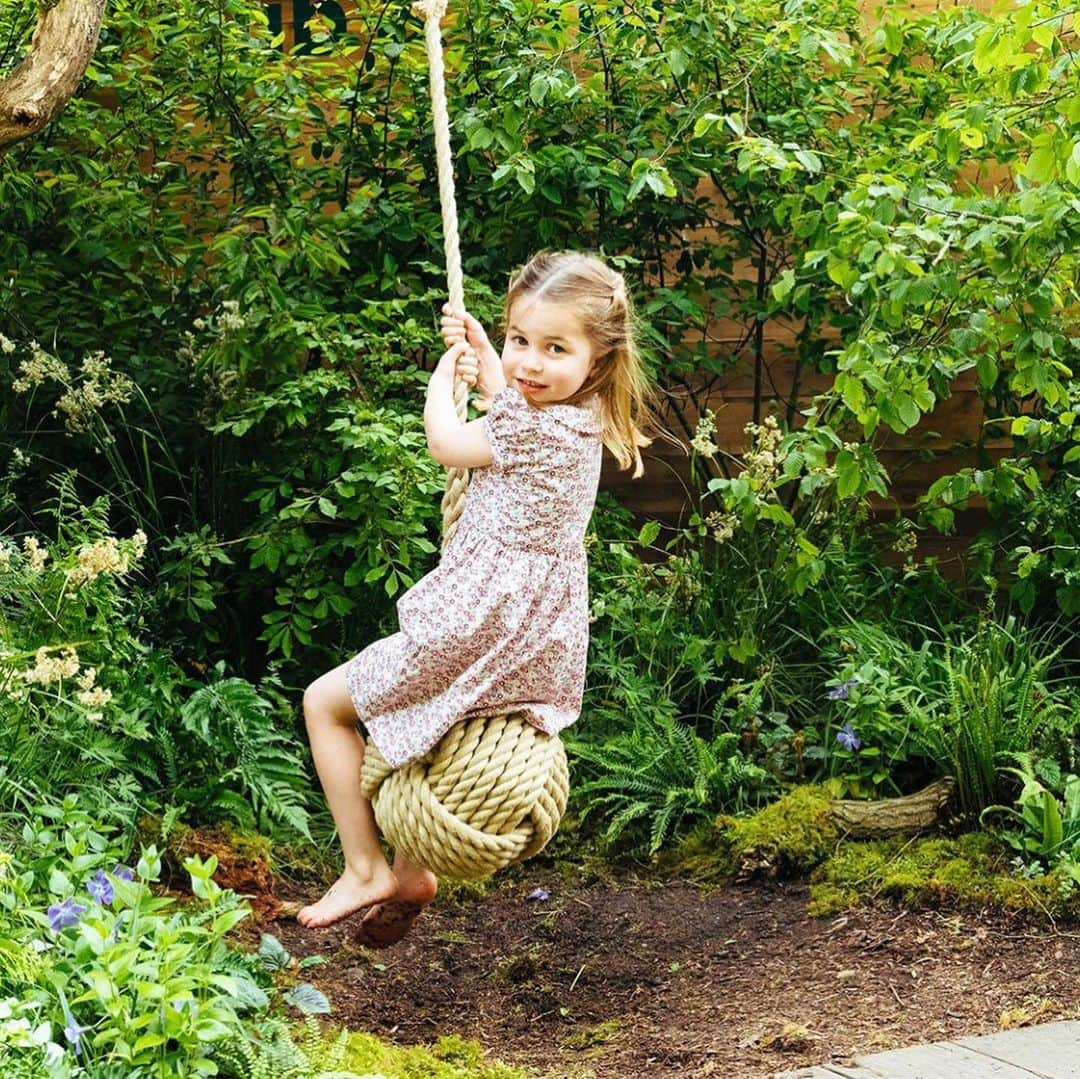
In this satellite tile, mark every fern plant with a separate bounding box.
[177,665,314,841]
[213,1016,367,1079]
[936,615,1066,817]
[569,701,775,854]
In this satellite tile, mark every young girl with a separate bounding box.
[297,250,655,944]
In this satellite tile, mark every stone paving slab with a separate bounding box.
[775,1019,1080,1078]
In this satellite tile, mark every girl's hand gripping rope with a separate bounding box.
[440,304,506,409]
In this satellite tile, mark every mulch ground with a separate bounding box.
[260,866,1080,1079]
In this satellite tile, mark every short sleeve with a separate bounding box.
[483,387,603,472]
[483,387,544,470]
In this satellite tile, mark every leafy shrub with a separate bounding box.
[174,667,312,840]
[569,700,775,854]
[0,487,316,842]
[985,754,1080,887]
[0,805,343,1079]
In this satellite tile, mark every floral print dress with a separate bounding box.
[345,384,604,768]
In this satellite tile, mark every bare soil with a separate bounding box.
[262,866,1080,1078]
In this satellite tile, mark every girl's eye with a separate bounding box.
[549,344,565,354]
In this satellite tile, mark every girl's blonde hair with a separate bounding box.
[504,250,657,478]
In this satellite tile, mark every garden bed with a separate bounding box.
[269,865,1080,1078]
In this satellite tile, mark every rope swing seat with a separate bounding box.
[359,0,571,882]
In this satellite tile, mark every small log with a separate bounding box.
[828,776,956,838]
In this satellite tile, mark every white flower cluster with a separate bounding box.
[76,667,112,721]
[192,298,247,334]
[705,510,739,545]
[11,341,135,434]
[68,530,147,587]
[22,536,48,572]
[691,408,719,459]
[11,341,69,392]
[8,646,113,721]
[743,415,784,484]
[892,524,919,574]
[1,529,146,585]
[21,645,81,686]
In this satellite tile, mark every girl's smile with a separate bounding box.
[502,298,595,405]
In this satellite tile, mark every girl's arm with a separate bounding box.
[424,341,495,469]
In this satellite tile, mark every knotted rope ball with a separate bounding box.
[361,713,570,880]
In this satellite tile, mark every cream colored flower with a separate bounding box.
[218,299,246,332]
[77,685,112,720]
[705,510,738,545]
[11,342,69,392]
[54,353,135,435]
[68,530,147,587]
[691,408,718,458]
[21,645,80,686]
[22,536,48,573]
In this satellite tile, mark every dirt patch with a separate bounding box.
[265,867,1080,1078]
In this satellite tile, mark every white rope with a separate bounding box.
[412,0,471,543]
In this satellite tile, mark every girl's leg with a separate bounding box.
[296,659,399,928]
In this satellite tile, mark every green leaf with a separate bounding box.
[771,269,795,302]
[283,983,331,1014]
[1024,146,1058,184]
[637,520,661,546]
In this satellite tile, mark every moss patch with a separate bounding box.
[560,1018,624,1052]
[338,1030,530,1078]
[665,786,838,884]
[809,832,1080,919]
[661,787,1079,924]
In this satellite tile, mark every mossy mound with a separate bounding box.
[665,786,838,884]
[337,1030,530,1078]
[809,831,1080,919]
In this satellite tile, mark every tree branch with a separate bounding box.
[0,0,105,154]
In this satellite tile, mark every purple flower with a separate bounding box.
[826,677,859,701]
[112,864,135,882]
[87,869,114,906]
[63,1014,91,1057]
[108,910,128,943]
[836,723,862,752]
[526,887,550,902]
[46,897,86,932]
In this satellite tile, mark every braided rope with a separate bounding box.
[360,0,570,882]
[414,0,469,544]
[361,717,570,880]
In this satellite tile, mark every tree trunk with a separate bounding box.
[829,777,956,839]
[0,0,106,154]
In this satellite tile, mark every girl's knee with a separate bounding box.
[302,681,334,729]
[302,671,358,729]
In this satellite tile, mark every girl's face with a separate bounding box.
[501,297,595,406]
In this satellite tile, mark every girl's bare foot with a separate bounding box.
[354,860,438,947]
[296,864,398,928]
